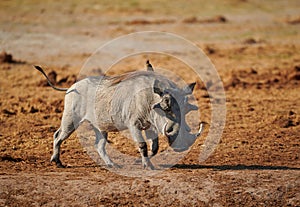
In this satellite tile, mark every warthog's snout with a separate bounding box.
[164,122,207,152]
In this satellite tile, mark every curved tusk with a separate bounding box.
[162,123,168,136]
[195,122,207,137]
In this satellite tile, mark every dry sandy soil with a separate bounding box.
[0,0,300,206]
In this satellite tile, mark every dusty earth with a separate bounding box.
[0,0,300,206]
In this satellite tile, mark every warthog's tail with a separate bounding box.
[34,65,69,92]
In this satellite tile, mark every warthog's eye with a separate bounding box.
[161,97,171,111]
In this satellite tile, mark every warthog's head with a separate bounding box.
[152,79,204,152]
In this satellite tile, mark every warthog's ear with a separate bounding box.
[153,79,164,96]
[183,82,196,95]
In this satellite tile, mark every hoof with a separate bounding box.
[56,162,66,168]
[143,161,155,170]
[50,157,65,168]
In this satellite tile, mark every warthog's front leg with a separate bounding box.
[130,126,154,170]
[149,138,158,158]
[138,142,154,170]
[93,126,119,168]
[145,129,159,158]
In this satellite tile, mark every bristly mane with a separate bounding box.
[108,71,154,85]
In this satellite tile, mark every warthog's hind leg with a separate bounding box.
[50,125,75,168]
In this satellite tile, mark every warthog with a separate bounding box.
[34,61,204,169]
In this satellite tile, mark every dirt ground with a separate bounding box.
[0,0,300,206]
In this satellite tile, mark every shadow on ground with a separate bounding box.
[166,164,300,171]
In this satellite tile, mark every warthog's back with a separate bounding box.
[66,71,175,132]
